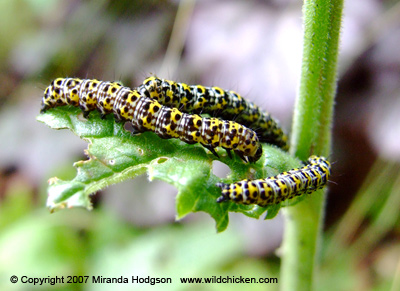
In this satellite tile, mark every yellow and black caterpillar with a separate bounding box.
[139,76,289,151]
[216,156,331,206]
[40,78,263,163]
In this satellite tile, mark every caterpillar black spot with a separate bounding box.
[139,76,289,151]
[216,155,331,206]
[41,78,263,163]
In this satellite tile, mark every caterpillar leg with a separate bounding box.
[201,144,220,159]
[234,150,249,163]
[113,113,124,123]
[80,108,90,118]
[223,147,233,159]
[129,125,141,136]
[40,104,49,113]
[232,146,262,163]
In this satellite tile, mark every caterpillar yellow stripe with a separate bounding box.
[216,156,331,206]
[41,78,263,163]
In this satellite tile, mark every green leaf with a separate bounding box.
[37,106,301,232]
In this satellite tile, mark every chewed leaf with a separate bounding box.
[37,107,297,232]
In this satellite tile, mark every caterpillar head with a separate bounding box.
[308,155,331,176]
[40,78,66,113]
[308,155,329,166]
[41,78,83,113]
[247,145,263,163]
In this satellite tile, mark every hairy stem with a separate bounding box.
[281,0,343,290]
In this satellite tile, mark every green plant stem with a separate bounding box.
[281,0,343,290]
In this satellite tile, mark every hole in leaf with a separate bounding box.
[156,157,168,164]
[212,160,231,179]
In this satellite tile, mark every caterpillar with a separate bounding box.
[139,76,289,151]
[40,78,263,163]
[216,155,331,206]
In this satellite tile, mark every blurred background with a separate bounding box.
[0,0,400,290]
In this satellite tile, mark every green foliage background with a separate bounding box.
[0,1,399,291]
